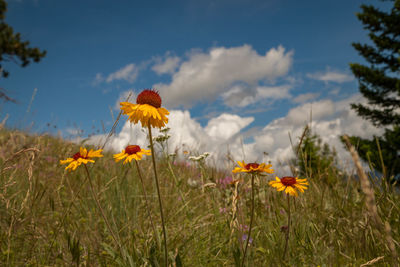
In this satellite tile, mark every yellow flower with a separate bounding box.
[60,147,103,171]
[120,89,169,128]
[269,176,308,197]
[113,145,151,164]
[232,161,274,174]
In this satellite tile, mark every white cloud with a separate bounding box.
[221,84,292,107]
[153,45,294,108]
[114,90,135,110]
[93,64,139,86]
[83,94,381,176]
[106,63,138,83]
[247,94,382,174]
[205,113,254,140]
[65,127,82,136]
[92,73,105,86]
[307,69,354,83]
[84,111,255,169]
[293,92,320,103]
[152,56,181,75]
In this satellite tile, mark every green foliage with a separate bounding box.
[348,0,400,181]
[0,0,46,101]
[294,127,340,185]
[345,126,400,183]
[349,0,400,127]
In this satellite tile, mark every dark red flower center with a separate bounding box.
[245,163,259,170]
[136,89,162,108]
[281,177,297,186]
[125,145,141,155]
[72,152,87,160]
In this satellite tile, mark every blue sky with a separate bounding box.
[0,0,389,169]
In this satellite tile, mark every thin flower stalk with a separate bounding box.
[241,173,256,267]
[120,89,169,266]
[268,176,308,261]
[148,124,168,267]
[283,194,291,260]
[232,161,273,267]
[133,160,160,249]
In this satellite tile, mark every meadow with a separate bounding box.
[0,114,399,266]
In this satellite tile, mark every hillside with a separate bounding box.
[0,128,399,266]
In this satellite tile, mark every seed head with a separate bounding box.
[280,176,297,186]
[136,89,162,108]
[245,163,259,170]
[73,152,86,160]
[125,145,141,155]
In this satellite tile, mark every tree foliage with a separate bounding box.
[348,0,400,182]
[344,126,400,182]
[293,126,341,186]
[349,0,400,126]
[0,0,46,101]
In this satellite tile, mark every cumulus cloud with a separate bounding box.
[307,68,354,83]
[93,63,139,86]
[152,55,181,75]
[293,93,320,103]
[106,63,138,83]
[84,111,255,169]
[204,113,254,140]
[222,84,292,107]
[153,45,294,108]
[114,90,135,110]
[247,94,382,174]
[83,94,380,175]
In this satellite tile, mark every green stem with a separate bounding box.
[164,151,186,206]
[283,194,291,260]
[241,173,255,267]
[134,160,160,248]
[84,165,122,255]
[45,179,86,262]
[148,125,168,267]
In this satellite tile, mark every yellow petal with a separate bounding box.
[142,149,151,155]
[60,158,74,165]
[285,186,298,196]
[88,149,103,158]
[238,161,246,168]
[80,147,87,157]
[232,167,244,173]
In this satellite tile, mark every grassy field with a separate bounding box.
[0,127,399,266]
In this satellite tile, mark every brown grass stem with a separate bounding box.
[148,125,168,267]
[241,173,255,267]
[343,135,398,266]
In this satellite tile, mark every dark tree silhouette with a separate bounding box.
[348,0,400,182]
[0,0,46,102]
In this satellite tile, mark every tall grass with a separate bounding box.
[0,128,399,266]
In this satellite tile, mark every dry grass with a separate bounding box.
[0,128,398,266]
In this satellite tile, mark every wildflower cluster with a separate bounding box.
[231,159,308,266]
[59,88,310,267]
[188,152,210,162]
